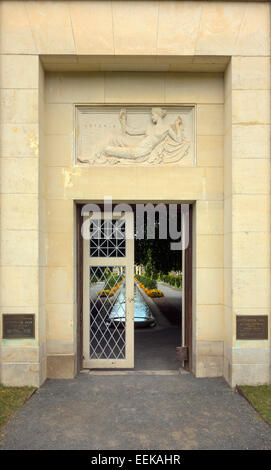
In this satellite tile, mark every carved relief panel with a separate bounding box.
[75,106,195,166]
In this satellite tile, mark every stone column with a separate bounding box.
[0,55,45,386]
[224,57,271,386]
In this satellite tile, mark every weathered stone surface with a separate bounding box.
[0,0,270,388]
[47,355,76,379]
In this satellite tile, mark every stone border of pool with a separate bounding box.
[135,282,171,328]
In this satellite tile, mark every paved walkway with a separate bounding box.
[1,373,270,450]
[135,327,180,370]
[134,282,181,370]
[153,282,182,326]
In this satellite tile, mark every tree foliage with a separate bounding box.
[134,212,182,276]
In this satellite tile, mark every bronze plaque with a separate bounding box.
[2,314,35,339]
[236,315,268,340]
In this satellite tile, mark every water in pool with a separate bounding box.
[109,284,156,327]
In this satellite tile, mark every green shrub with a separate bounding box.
[159,273,182,289]
[175,276,182,288]
[145,261,153,278]
[151,267,158,280]
[136,274,157,290]
[104,272,124,289]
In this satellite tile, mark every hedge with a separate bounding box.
[135,274,157,290]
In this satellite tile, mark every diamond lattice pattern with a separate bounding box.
[89,266,126,359]
[89,219,126,257]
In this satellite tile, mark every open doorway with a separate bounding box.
[77,202,192,373]
[133,205,183,371]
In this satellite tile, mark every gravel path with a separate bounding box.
[1,373,270,450]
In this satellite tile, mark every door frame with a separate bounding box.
[82,211,134,369]
[76,204,84,373]
[183,204,193,371]
[76,202,193,372]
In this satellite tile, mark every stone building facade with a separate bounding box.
[0,0,270,387]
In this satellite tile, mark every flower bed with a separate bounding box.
[134,274,157,290]
[135,275,164,298]
[97,279,124,298]
[145,288,164,298]
[97,289,114,297]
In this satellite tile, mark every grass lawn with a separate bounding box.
[0,385,35,430]
[239,385,271,426]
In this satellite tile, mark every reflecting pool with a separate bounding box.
[109,285,156,328]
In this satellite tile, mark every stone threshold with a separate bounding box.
[81,368,189,376]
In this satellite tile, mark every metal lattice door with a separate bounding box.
[83,212,134,368]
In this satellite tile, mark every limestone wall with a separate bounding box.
[224,56,271,386]
[43,71,224,379]
[0,0,270,387]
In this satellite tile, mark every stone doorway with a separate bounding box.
[76,202,193,374]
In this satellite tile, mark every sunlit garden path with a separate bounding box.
[134,282,182,370]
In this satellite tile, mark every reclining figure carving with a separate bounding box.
[77,107,190,165]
